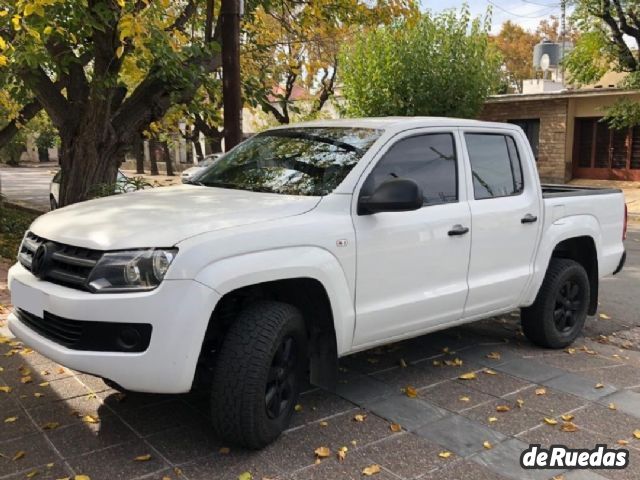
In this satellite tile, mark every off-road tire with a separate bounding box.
[521,258,590,349]
[210,300,307,449]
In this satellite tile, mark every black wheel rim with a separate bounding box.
[265,336,297,419]
[553,278,582,333]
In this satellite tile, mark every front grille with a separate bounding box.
[15,309,153,352]
[16,309,83,348]
[18,232,102,291]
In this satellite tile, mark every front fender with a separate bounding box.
[194,247,355,355]
[522,214,601,307]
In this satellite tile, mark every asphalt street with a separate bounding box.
[0,165,56,211]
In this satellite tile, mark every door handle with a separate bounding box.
[521,214,538,224]
[448,224,469,236]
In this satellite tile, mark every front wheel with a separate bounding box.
[521,258,590,349]
[210,301,307,449]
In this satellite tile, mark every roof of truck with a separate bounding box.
[271,117,519,132]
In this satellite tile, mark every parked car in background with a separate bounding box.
[9,118,627,449]
[50,170,130,210]
[181,153,223,183]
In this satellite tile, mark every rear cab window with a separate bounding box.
[464,133,524,200]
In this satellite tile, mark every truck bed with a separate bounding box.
[541,184,623,199]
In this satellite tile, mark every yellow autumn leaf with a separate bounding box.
[134,454,152,461]
[390,423,402,432]
[26,470,38,478]
[432,360,442,366]
[314,446,330,458]
[0,385,12,393]
[561,422,579,432]
[483,369,497,375]
[34,393,44,398]
[354,414,367,422]
[42,422,60,430]
[237,473,252,480]
[561,414,574,422]
[618,439,629,446]
[458,372,476,380]
[362,464,381,476]
[609,403,617,410]
[39,382,49,388]
[11,15,21,31]
[633,430,640,439]
[486,352,501,360]
[43,26,53,35]
[595,383,605,389]
[599,313,611,320]
[5,416,17,423]
[319,421,328,427]
[459,396,470,402]
[405,386,418,398]
[337,446,347,462]
[535,388,546,396]
[544,417,558,426]
[0,37,6,50]
[0,10,9,17]
[496,405,510,412]
[12,450,25,461]
[565,348,576,355]
[294,404,303,412]
[82,415,99,424]
[21,376,32,384]
[438,451,452,459]
[117,0,125,7]
[116,45,125,58]
[488,417,498,423]
[483,441,492,449]
[516,399,524,408]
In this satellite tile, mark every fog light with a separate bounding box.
[118,327,141,350]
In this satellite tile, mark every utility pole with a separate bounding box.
[560,0,566,85]
[221,0,243,151]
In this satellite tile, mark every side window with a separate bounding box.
[465,133,524,200]
[361,133,458,206]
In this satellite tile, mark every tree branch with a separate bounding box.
[20,68,70,129]
[0,100,42,148]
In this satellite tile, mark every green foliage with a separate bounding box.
[0,129,26,166]
[602,99,640,130]
[564,30,612,86]
[88,175,154,199]
[339,6,501,118]
[0,204,37,260]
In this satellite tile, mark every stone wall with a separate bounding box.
[479,98,569,183]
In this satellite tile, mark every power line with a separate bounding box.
[518,0,561,7]
[487,0,558,19]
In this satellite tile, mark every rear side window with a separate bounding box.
[465,133,524,200]
[361,133,458,206]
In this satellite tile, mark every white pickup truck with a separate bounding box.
[8,117,627,448]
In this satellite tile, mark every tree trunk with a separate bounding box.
[149,138,160,175]
[58,130,120,207]
[134,133,145,174]
[162,142,175,176]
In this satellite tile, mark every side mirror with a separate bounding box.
[358,178,423,215]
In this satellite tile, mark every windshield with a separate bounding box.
[195,127,381,196]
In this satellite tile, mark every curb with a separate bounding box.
[0,200,46,215]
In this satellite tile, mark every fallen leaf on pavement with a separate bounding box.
[618,440,629,446]
[565,348,576,355]
[459,396,470,402]
[486,352,501,360]
[399,358,407,368]
[219,447,230,454]
[42,422,60,430]
[0,386,12,393]
[544,418,558,426]
[599,313,611,320]
[4,416,17,423]
[609,403,617,410]
[26,470,38,478]
[354,414,367,422]
[432,360,442,366]
[362,464,381,476]
[405,386,418,398]
[535,388,546,396]
[438,451,452,459]
[390,423,402,432]
[294,404,303,412]
[337,446,348,462]
[12,451,25,461]
[483,369,497,375]
[314,447,330,458]
[82,415,99,424]
[483,441,492,449]
[33,393,44,398]
[561,422,579,432]
[561,414,574,422]
[458,372,476,380]
[39,382,49,388]
[134,454,152,462]
[237,473,252,480]
[319,421,328,427]
[496,405,510,412]
[488,417,498,423]
[633,430,640,439]
[595,383,605,389]
[516,399,524,408]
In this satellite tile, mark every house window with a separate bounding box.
[509,119,540,160]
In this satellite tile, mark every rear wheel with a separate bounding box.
[210,301,307,449]
[50,196,58,211]
[521,258,590,349]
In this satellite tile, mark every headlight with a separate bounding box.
[87,248,177,293]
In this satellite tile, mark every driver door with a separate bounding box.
[352,130,472,347]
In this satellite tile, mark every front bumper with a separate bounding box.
[8,263,220,393]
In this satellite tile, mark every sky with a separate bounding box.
[423,0,573,33]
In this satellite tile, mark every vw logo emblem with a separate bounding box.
[31,243,51,279]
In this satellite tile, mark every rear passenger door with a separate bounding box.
[461,129,543,318]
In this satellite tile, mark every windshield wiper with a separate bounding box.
[268,130,363,155]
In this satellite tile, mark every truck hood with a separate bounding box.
[30,185,321,250]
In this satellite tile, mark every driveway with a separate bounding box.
[0,231,639,480]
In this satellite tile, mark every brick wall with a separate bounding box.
[479,98,569,183]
